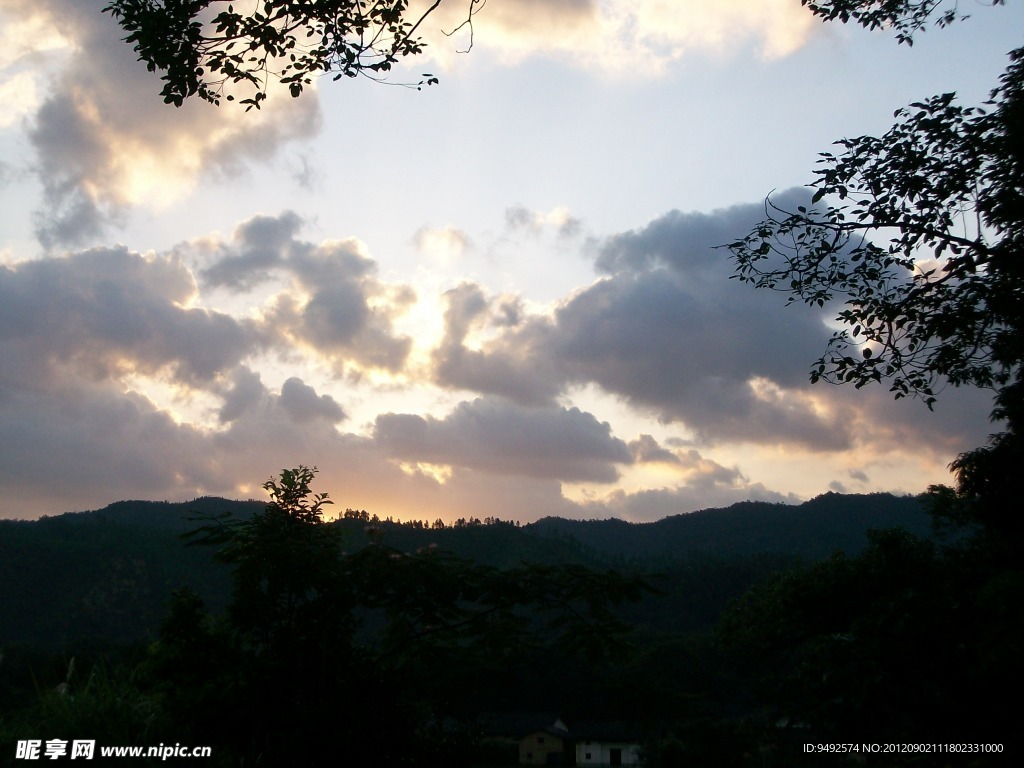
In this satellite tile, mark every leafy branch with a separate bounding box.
[102,1,455,108]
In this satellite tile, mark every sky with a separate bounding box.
[0,0,1019,522]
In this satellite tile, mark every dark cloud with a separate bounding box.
[301,282,372,347]
[576,447,802,522]
[592,189,810,276]
[546,268,849,448]
[629,434,680,464]
[374,397,632,482]
[187,213,414,373]
[214,368,346,429]
[289,238,377,286]
[433,194,852,449]
[0,246,258,387]
[506,204,540,232]
[28,64,115,247]
[433,283,558,403]
[271,232,412,372]
[505,204,583,239]
[218,367,268,424]
[588,482,802,523]
[279,377,346,424]
[429,193,994,456]
[0,382,223,515]
[201,212,304,290]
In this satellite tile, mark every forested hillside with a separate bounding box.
[2,479,1017,766]
[1,492,930,648]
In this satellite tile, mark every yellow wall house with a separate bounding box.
[518,719,570,765]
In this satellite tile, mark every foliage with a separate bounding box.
[9,476,1003,763]
[0,656,162,756]
[149,466,651,764]
[728,1,1024,536]
[191,466,349,652]
[800,0,1004,45]
[720,10,1024,754]
[102,0,454,108]
[717,528,1024,755]
[1,491,931,650]
[728,52,1023,408]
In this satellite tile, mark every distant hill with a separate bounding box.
[526,492,934,562]
[45,496,267,531]
[0,492,937,648]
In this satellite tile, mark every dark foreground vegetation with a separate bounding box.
[2,470,1019,766]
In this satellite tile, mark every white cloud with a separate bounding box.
[413,224,472,267]
[8,0,322,247]
[419,0,817,74]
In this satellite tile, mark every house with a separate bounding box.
[572,721,643,767]
[518,719,571,765]
[477,713,570,766]
[479,713,643,767]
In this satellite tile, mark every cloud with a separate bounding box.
[200,212,305,291]
[281,241,414,374]
[185,212,415,374]
[543,268,852,449]
[0,382,222,513]
[629,434,681,464]
[0,246,258,388]
[421,0,817,74]
[433,194,853,449]
[216,368,345,427]
[576,447,803,522]
[413,225,472,266]
[432,282,560,404]
[279,377,346,424]
[505,204,583,238]
[0,196,992,522]
[429,193,994,459]
[218,367,268,424]
[374,397,632,482]
[7,0,322,247]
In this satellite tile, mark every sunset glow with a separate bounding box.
[0,0,1019,521]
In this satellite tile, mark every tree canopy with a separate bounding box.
[801,0,1005,44]
[102,0,457,107]
[727,0,1023,534]
[160,466,649,763]
[729,54,1023,407]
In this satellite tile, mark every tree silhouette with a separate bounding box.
[717,528,1023,753]
[727,1,1023,536]
[719,6,1024,760]
[801,0,1004,45]
[155,466,648,764]
[102,0,466,107]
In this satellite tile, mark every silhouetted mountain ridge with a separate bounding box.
[526,492,932,561]
[1,491,934,647]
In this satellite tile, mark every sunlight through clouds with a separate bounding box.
[0,3,70,126]
[414,224,472,267]
[2,0,1020,520]
[9,0,323,247]
[419,0,817,73]
[398,461,454,485]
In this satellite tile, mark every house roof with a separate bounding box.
[570,720,644,743]
[480,712,568,740]
[480,712,642,743]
